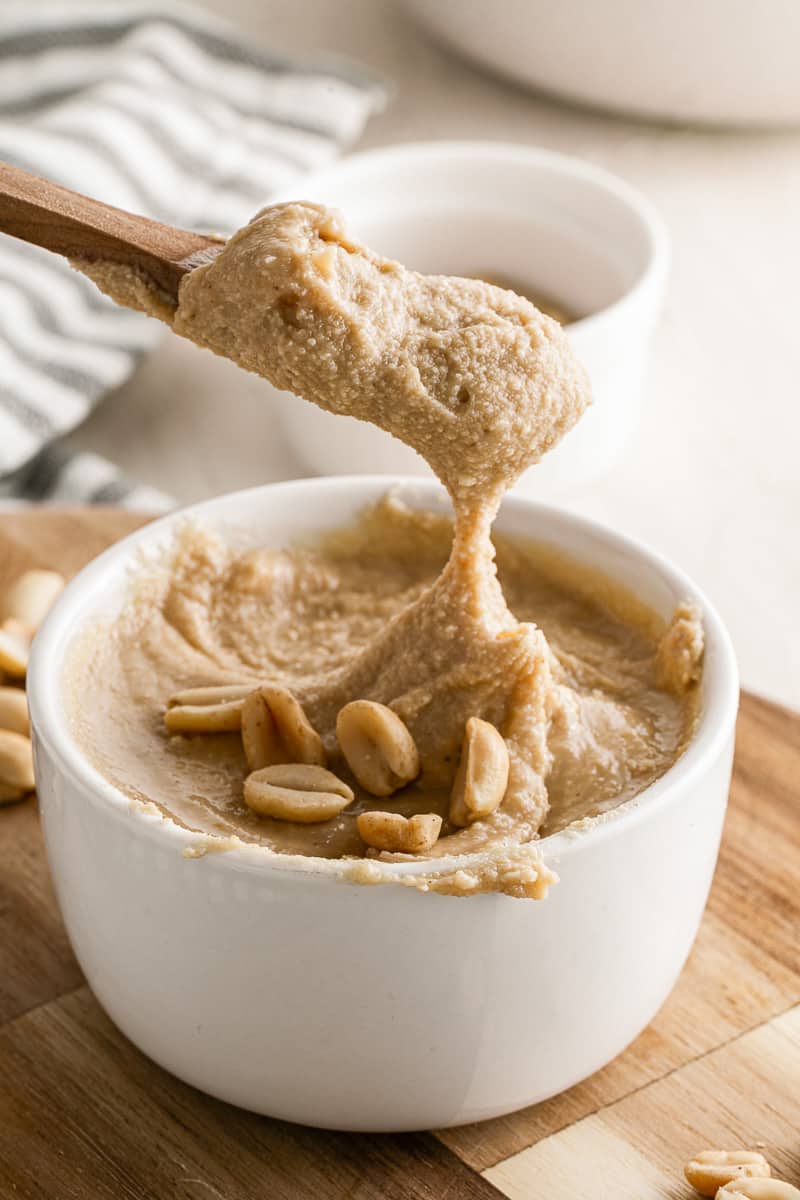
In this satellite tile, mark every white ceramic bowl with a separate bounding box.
[400,0,800,127]
[28,477,737,1132]
[270,141,669,492]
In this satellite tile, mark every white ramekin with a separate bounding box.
[28,477,737,1132]
[268,141,669,492]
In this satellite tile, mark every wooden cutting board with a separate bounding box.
[0,508,798,1200]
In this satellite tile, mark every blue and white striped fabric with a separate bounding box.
[0,1,384,508]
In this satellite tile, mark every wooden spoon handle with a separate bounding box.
[0,160,222,304]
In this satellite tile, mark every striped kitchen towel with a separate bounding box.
[0,1,384,509]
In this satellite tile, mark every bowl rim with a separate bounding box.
[28,475,739,884]
[270,138,671,338]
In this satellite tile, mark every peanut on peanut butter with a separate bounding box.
[336,700,419,797]
[449,717,509,828]
[244,763,353,823]
[164,698,245,734]
[241,686,325,772]
[357,810,442,855]
[169,683,253,707]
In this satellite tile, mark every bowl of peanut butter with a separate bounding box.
[27,199,735,1131]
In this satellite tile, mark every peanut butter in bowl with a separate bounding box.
[67,202,704,898]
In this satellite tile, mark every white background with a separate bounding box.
[68,0,800,709]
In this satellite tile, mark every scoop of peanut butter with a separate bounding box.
[169,202,590,506]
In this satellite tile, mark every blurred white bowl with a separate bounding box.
[271,140,669,494]
[400,0,800,127]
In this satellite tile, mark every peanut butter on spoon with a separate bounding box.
[79,201,589,501]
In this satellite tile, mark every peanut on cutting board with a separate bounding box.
[685,1151,772,1196]
[0,623,30,679]
[1,569,64,633]
[0,779,27,804]
[0,569,64,805]
[0,730,35,791]
[0,687,29,737]
[717,1181,800,1199]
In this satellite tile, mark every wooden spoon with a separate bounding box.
[0,160,223,308]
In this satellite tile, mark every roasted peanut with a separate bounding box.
[336,700,419,796]
[0,624,29,679]
[717,1181,800,1200]
[685,1151,772,1196]
[0,777,25,806]
[449,717,509,827]
[0,780,25,806]
[0,729,35,791]
[357,810,442,854]
[1,569,64,632]
[244,763,353,822]
[164,698,244,734]
[241,686,325,771]
[168,683,253,707]
[241,689,280,769]
[0,686,29,736]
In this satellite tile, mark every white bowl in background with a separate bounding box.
[269,141,669,493]
[400,0,800,127]
[28,477,737,1131]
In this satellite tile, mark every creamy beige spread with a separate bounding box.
[70,202,704,897]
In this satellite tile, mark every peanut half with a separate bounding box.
[244,763,353,823]
[357,810,442,854]
[717,1182,800,1200]
[1,569,64,632]
[0,729,35,792]
[449,717,509,827]
[0,624,29,679]
[168,683,254,707]
[336,700,419,796]
[0,687,29,736]
[164,698,245,734]
[241,686,325,771]
[0,780,26,806]
[685,1152,772,1197]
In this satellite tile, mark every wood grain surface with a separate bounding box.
[0,508,798,1200]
